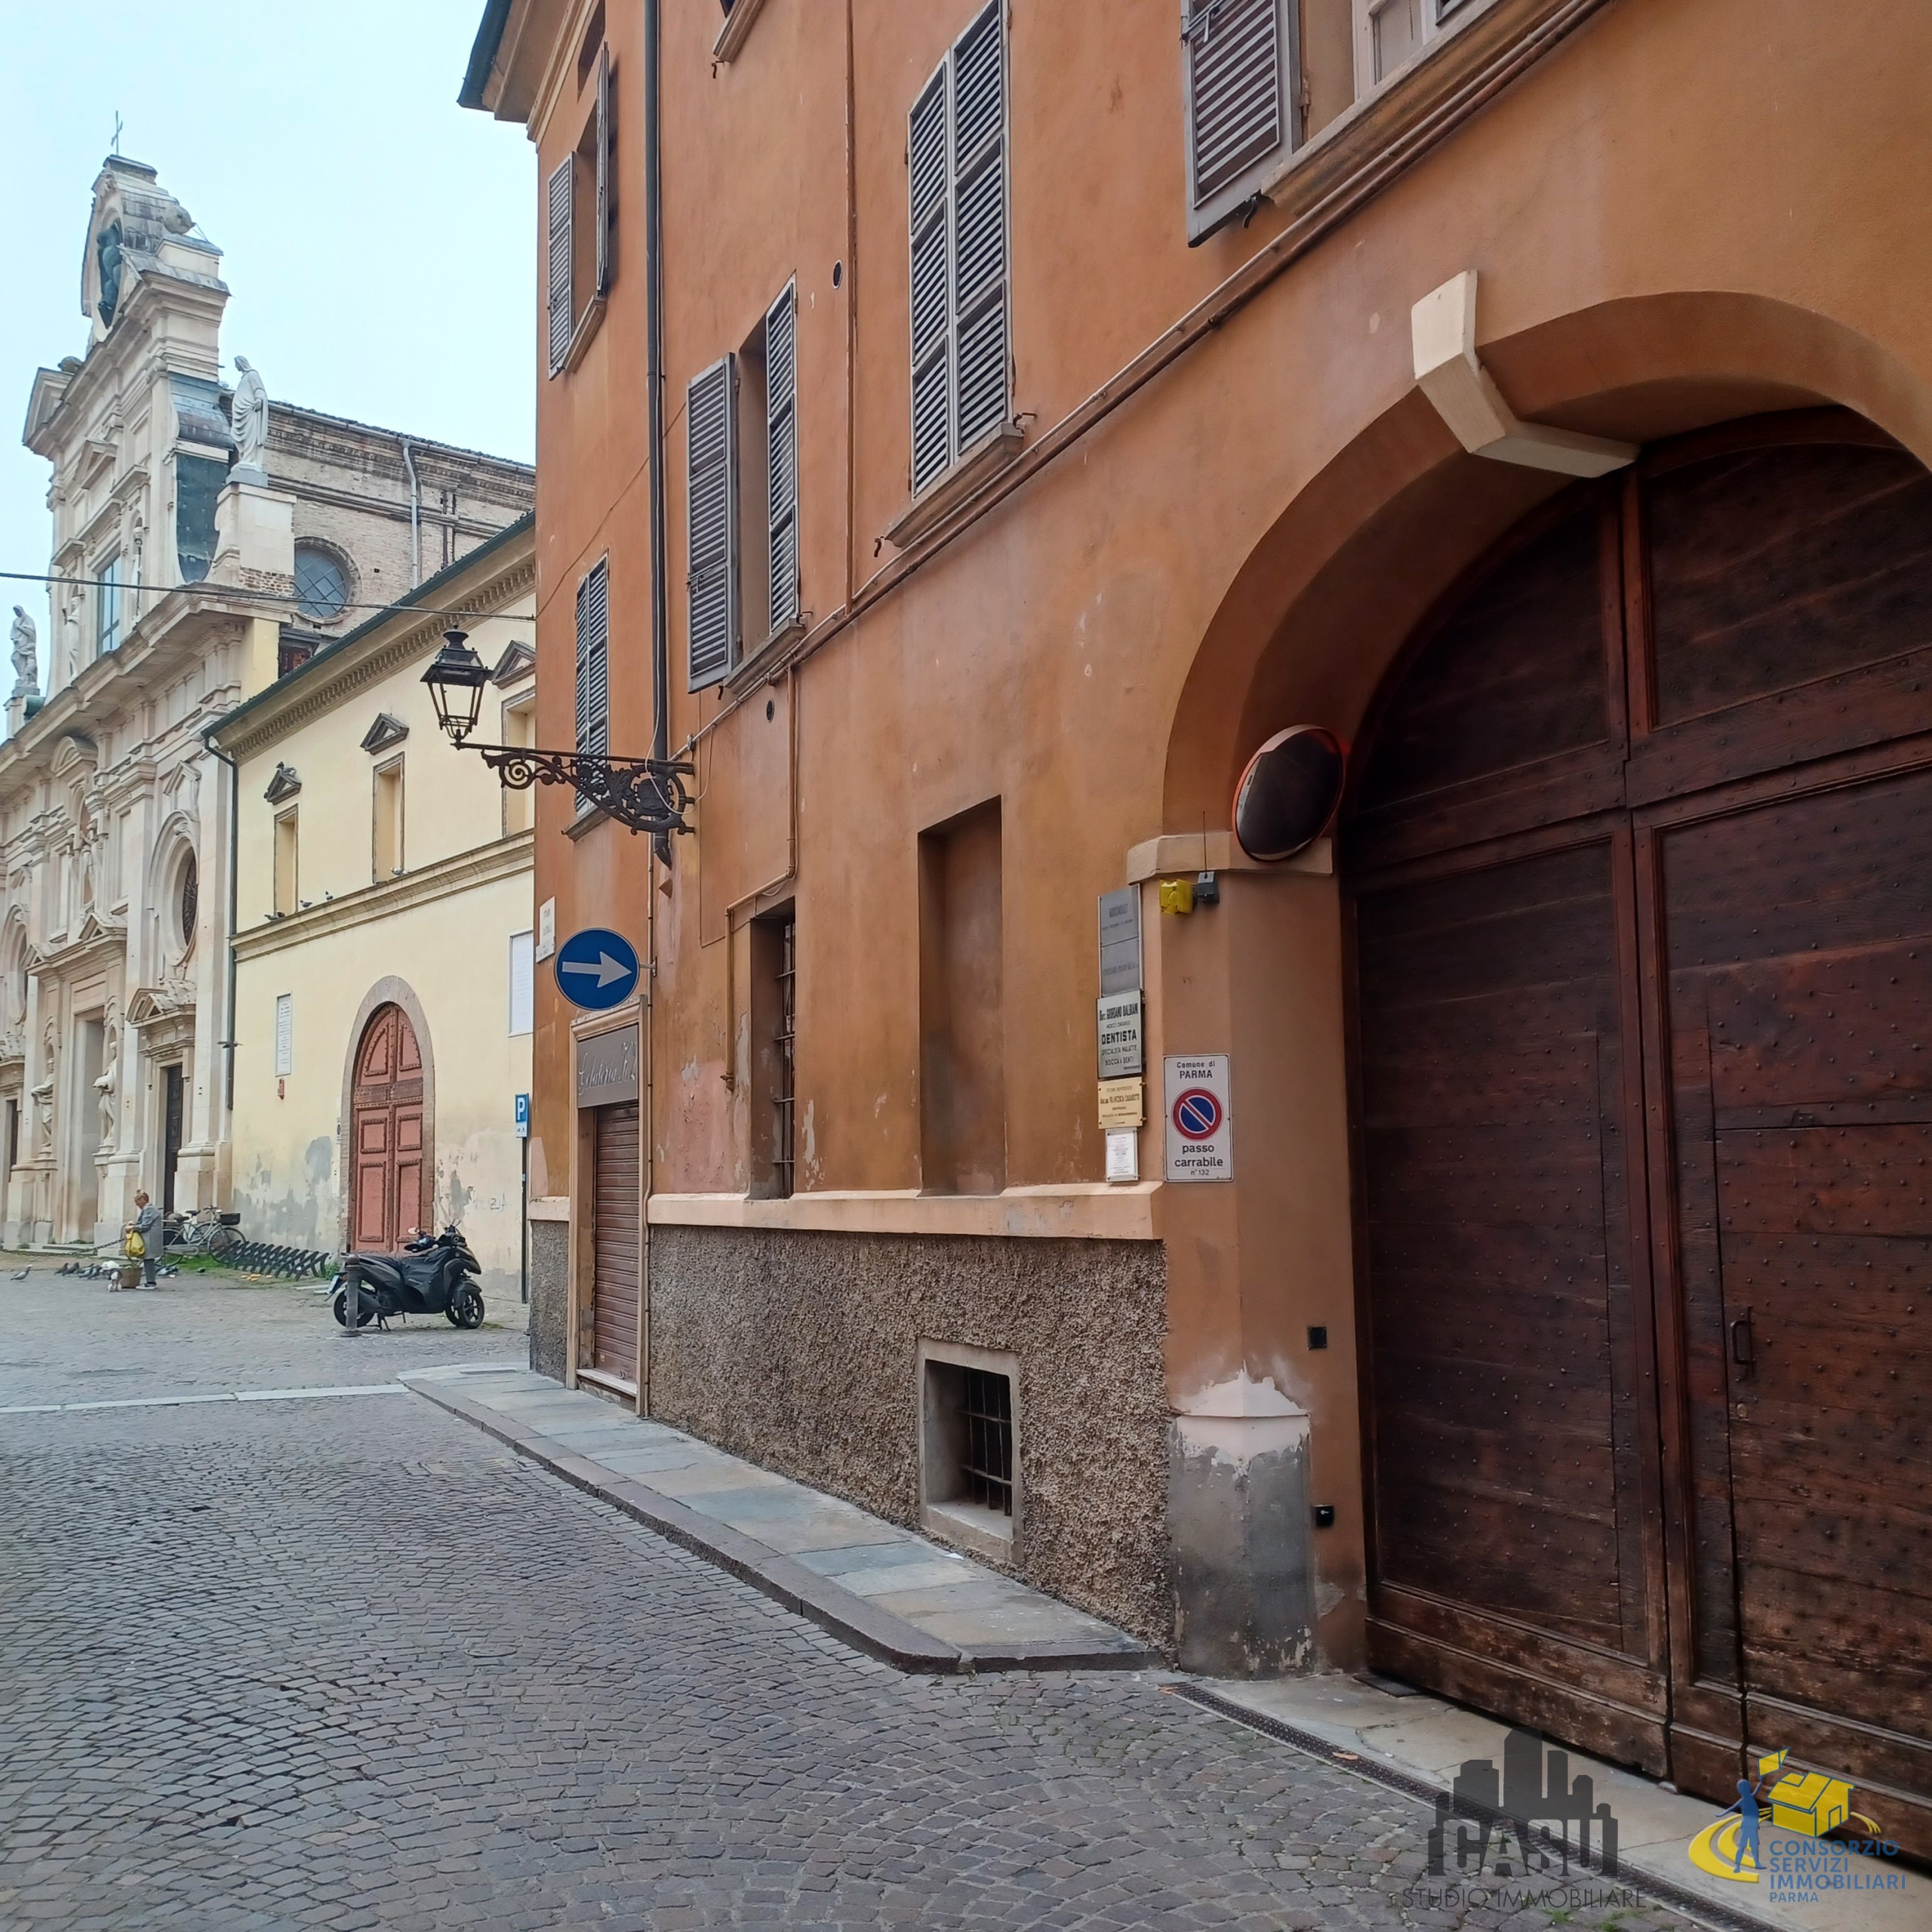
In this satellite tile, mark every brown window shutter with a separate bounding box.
[546,155,574,374]
[686,356,738,689]
[1181,0,1298,245]
[595,44,613,300]
[764,282,799,637]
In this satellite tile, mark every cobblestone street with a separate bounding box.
[0,1275,1688,1931]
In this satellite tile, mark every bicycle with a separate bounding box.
[165,1207,245,1259]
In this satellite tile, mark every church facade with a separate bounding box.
[1,156,531,1250]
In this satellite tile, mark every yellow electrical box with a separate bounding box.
[1158,877,1195,916]
[1767,1770,1850,1838]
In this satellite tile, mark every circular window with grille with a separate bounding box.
[292,543,350,623]
[177,850,198,952]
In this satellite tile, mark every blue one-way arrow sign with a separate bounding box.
[554,927,641,1011]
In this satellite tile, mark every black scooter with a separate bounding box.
[331,1226,485,1331]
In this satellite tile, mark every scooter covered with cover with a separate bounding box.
[331,1225,485,1330]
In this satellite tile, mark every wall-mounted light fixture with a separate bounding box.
[421,629,694,838]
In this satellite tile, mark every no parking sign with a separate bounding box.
[1165,1055,1232,1182]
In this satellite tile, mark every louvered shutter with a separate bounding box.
[575,558,610,789]
[950,3,1008,455]
[547,155,574,374]
[1181,0,1297,245]
[764,282,800,638]
[595,45,613,300]
[908,2,1010,495]
[686,357,738,689]
[907,69,952,493]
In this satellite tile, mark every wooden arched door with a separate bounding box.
[1346,409,1932,1851]
[350,1003,426,1253]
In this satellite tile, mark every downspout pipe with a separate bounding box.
[401,437,423,589]
[643,0,666,1413]
[646,0,669,792]
[199,727,242,1132]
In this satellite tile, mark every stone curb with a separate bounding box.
[404,1374,1155,1678]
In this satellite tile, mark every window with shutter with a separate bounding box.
[1181,0,1298,245]
[595,44,613,300]
[764,282,800,638]
[546,155,574,375]
[574,559,609,814]
[907,2,1011,497]
[687,356,739,689]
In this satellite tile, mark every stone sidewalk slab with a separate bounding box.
[403,1364,1152,1677]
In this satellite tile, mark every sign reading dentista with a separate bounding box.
[1164,1055,1232,1182]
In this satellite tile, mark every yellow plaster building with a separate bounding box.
[209,517,536,1295]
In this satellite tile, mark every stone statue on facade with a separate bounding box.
[10,607,38,700]
[229,357,269,482]
[95,1011,118,1150]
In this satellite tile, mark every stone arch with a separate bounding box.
[1162,291,1932,827]
[338,977,436,1254]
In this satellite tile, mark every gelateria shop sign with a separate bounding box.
[576,1024,639,1108]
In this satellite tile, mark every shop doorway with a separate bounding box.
[349,1003,427,1253]
[1345,411,1932,1852]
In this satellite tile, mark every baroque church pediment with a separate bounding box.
[127,983,192,1028]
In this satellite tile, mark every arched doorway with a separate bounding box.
[349,1002,427,1253]
[1345,409,1932,1847]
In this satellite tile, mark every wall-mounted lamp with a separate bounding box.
[421,629,694,838]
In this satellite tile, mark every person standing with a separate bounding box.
[131,1191,164,1288]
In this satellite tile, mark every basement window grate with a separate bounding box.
[958,1366,1013,1516]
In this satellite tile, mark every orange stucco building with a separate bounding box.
[463,0,1932,1849]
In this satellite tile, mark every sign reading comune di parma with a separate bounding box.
[1164,1056,1232,1182]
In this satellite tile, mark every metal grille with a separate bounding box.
[774,917,796,1198]
[959,1367,1013,1515]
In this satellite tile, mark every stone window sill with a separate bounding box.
[1256,0,1613,237]
[885,424,1025,551]
[724,616,808,697]
[922,1498,1014,1564]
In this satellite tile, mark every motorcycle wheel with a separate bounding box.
[331,1283,376,1329]
[447,1284,485,1330]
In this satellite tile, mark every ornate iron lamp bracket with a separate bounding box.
[468,742,695,837]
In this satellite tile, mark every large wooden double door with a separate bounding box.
[350,1003,426,1254]
[1346,411,1932,1850]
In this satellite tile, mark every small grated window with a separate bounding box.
[958,1367,1014,1516]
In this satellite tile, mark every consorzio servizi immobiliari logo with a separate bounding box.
[1687,1748,1904,1904]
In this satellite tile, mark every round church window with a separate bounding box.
[293,543,349,623]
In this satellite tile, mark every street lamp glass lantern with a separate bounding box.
[421,629,489,743]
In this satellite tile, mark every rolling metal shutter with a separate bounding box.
[687,355,738,688]
[589,1100,640,1385]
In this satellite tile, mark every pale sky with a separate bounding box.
[0,0,534,688]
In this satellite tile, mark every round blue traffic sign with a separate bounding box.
[554,927,641,1011]
[1173,1088,1223,1140]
